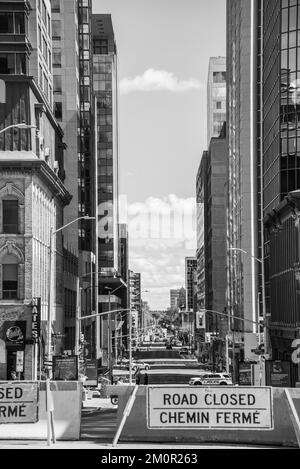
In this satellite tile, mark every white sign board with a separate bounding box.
[147,386,273,430]
[16,351,24,372]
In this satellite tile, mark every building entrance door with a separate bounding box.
[6,350,24,380]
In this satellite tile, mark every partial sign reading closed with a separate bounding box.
[0,382,39,424]
[147,386,273,430]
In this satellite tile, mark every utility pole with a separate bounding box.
[46,227,53,378]
[108,291,112,383]
[75,280,81,377]
[129,309,133,385]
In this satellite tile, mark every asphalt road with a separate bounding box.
[80,406,118,444]
[0,399,294,449]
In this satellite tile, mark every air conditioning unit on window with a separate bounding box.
[53,161,59,174]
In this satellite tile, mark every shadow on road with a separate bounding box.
[80,408,118,443]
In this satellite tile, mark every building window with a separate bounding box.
[3,200,18,234]
[2,259,18,300]
[15,13,25,34]
[52,20,61,39]
[16,54,26,74]
[53,49,61,67]
[54,102,62,120]
[0,13,14,34]
[213,71,226,83]
[53,75,62,94]
[93,39,108,55]
[51,0,60,12]
[0,53,15,74]
[216,101,222,110]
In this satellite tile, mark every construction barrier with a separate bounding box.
[107,385,300,447]
[0,381,82,440]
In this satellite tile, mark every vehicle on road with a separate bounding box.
[189,373,233,386]
[132,361,150,371]
[135,368,208,385]
[120,359,150,370]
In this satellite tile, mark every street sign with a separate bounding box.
[0,382,39,424]
[32,297,41,343]
[53,355,78,380]
[147,386,273,430]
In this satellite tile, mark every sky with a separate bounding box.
[93,0,226,309]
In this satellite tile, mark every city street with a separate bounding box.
[0,0,300,453]
[81,402,118,444]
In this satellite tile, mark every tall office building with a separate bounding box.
[178,287,186,310]
[207,57,226,145]
[170,289,180,309]
[205,132,228,336]
[227,0,300,370]
[185,257,197,312]
[0,0,71,379]
[92,14,126,366]
[93,14,119,276]
[196,151,208,315]
[129,270,141,318]
[51,0,96,357]
[226,0,259,336]
[261,0,300,370]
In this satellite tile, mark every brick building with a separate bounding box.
[0,0,71,380]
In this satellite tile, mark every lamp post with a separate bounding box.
[45,215,94,446]
[0,123,37,135]
[229,247,269,358]
[77,307,134,383]
[104,282,127,383]
[46,215,95,377]
[204,308,265,383]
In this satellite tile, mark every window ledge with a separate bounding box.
[0,234,23,237]
[0,300,24,305]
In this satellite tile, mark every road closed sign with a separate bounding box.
[0,382,39,424]
[147,386,273,430]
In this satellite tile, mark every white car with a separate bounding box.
[189,373,233,386]
[119,359,150,370]
[132,361,150,371]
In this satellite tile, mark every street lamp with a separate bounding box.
[77,306,135,384]
[104,282,127,383]
[204,308,266,383]
[0,123,37,135]
[229,247,269,357]
[46,215,95,376]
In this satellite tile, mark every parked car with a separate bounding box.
[189,373,233,386]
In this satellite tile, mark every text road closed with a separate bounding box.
[0,382,39,424]
[147,386,273,430]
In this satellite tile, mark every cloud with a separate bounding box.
[120,69,202,94]
[126,194,197,242]
[127,194,197,310]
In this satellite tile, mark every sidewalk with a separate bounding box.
[0,440,276,449]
